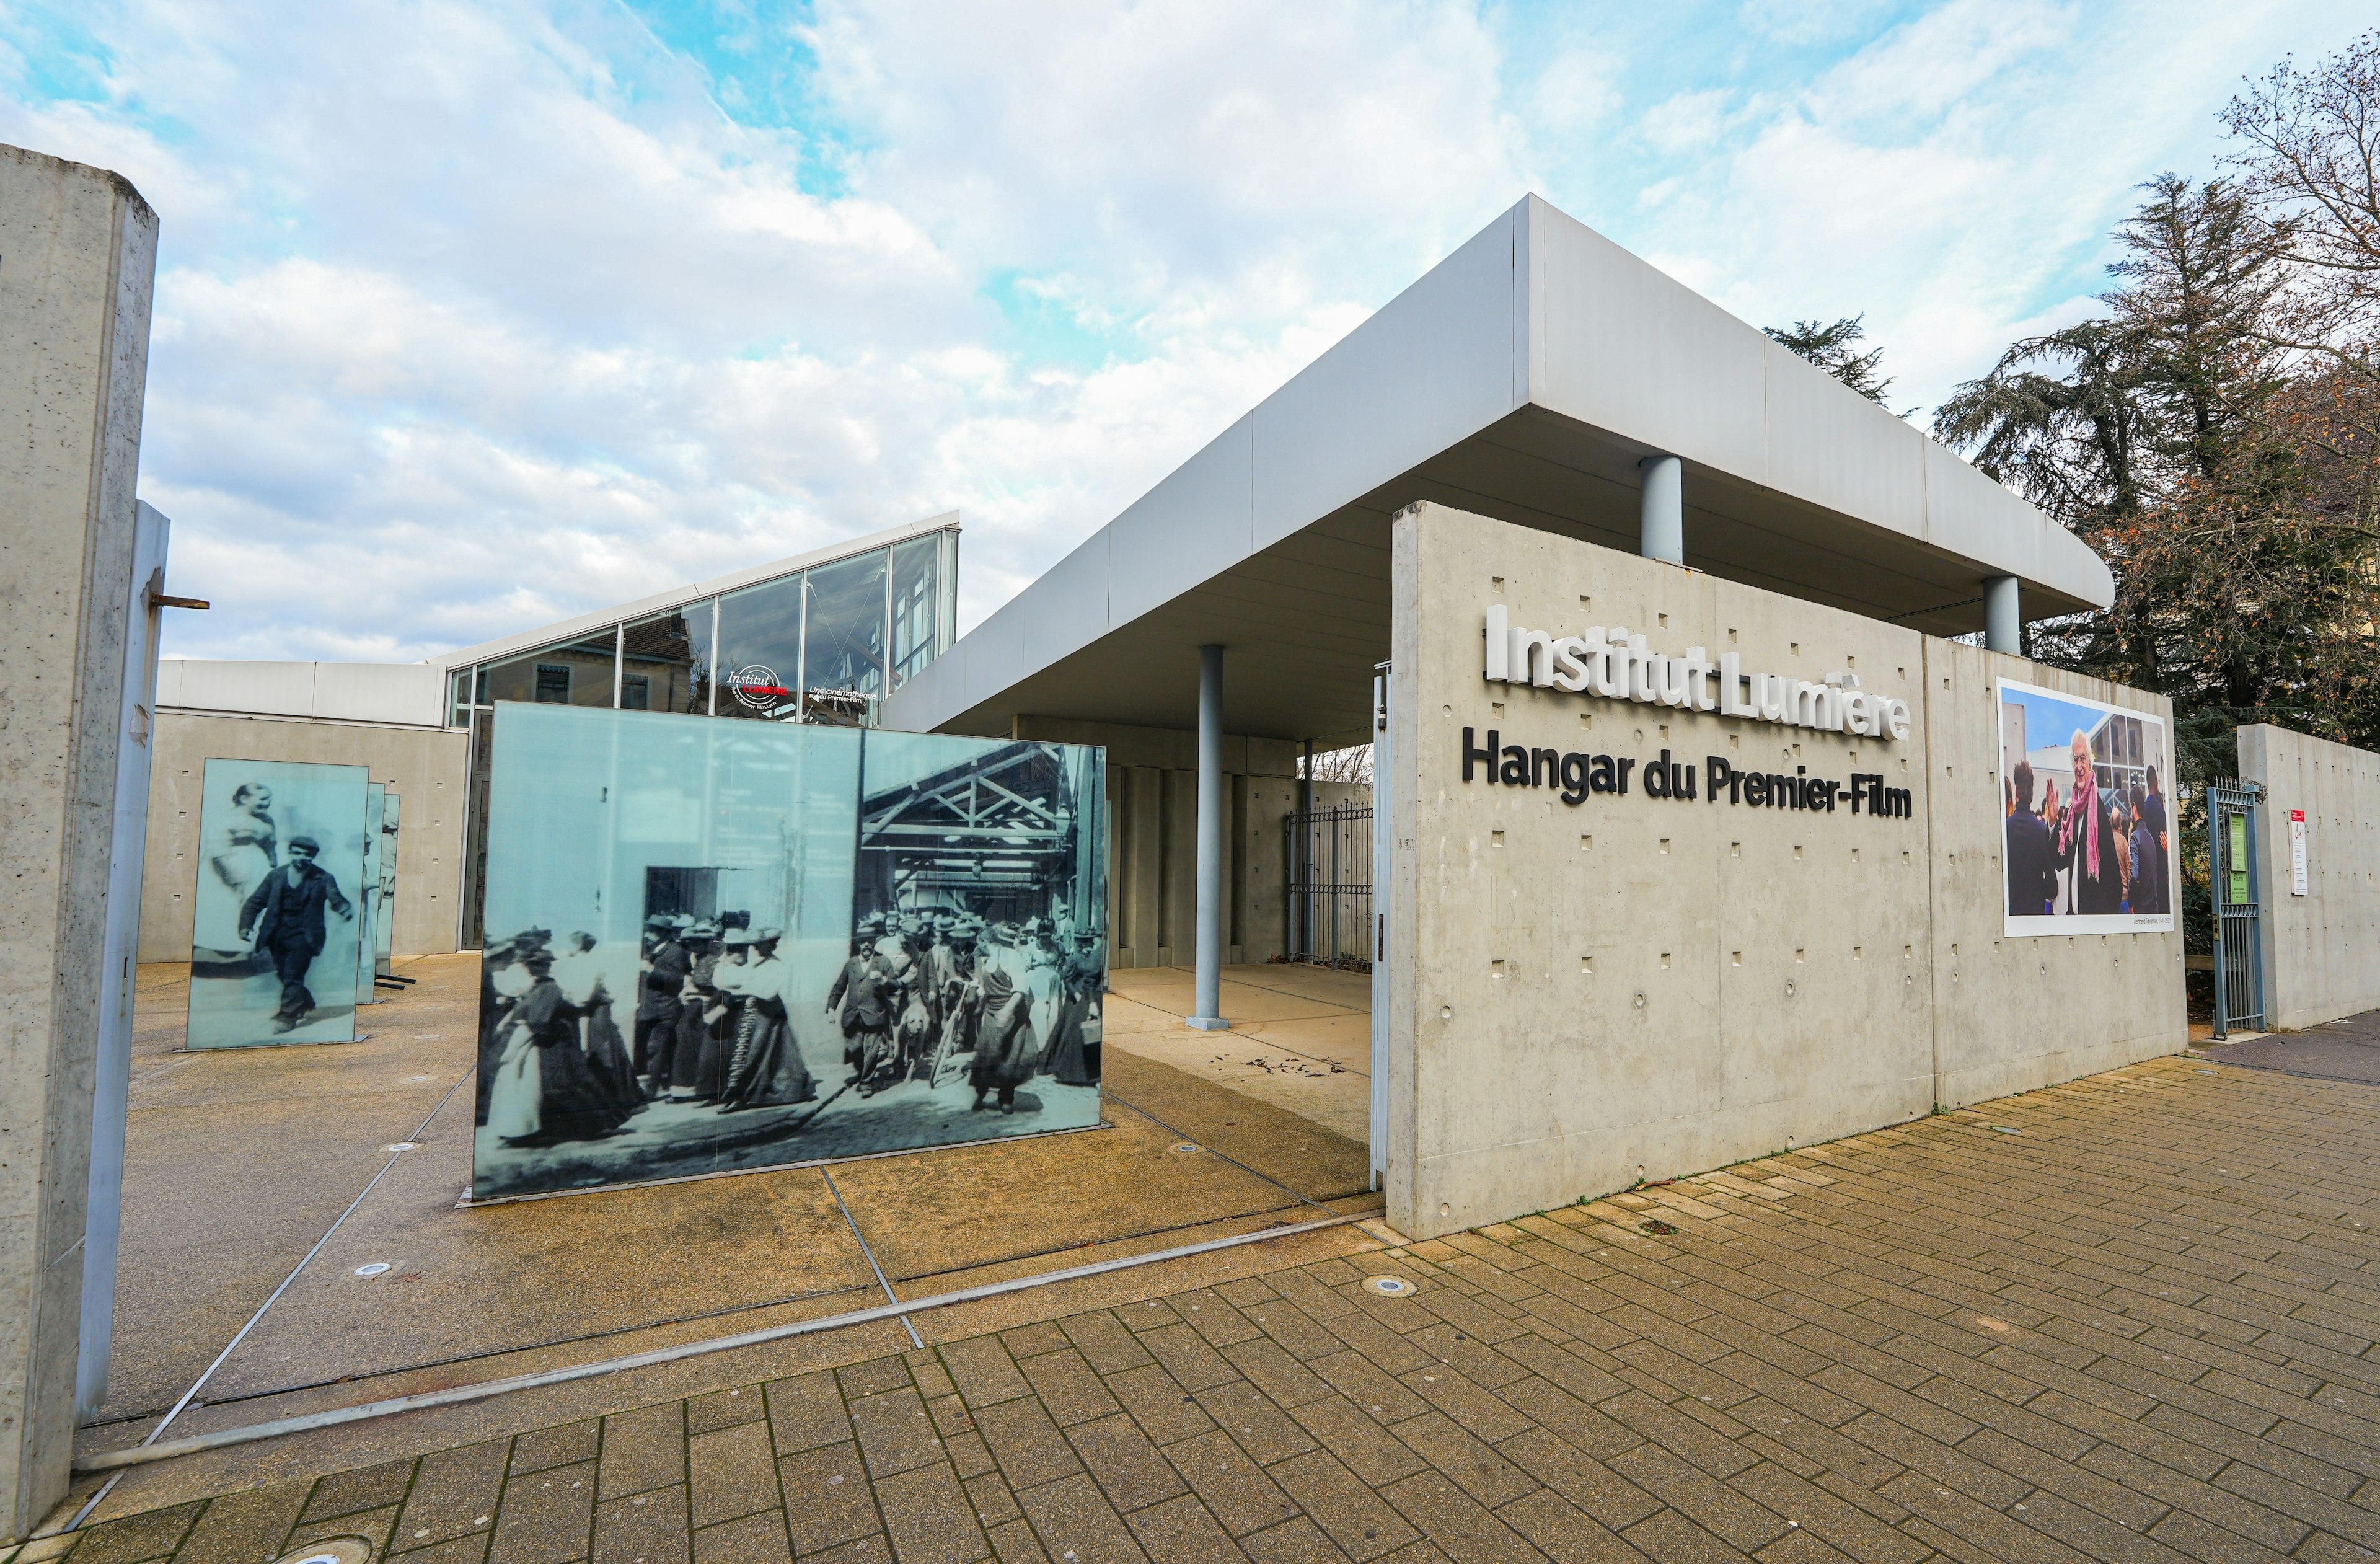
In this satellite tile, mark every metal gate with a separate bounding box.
[1285,803,1373,970]
[2208,780,2265,1037]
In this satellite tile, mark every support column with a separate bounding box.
[1984,575,2022,654]
[1639,454,1683,565]
[0,145,159,1544]
[1189,645,1229,1030]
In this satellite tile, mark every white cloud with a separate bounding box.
[1,0,1532,661]
[0,0,2363,669]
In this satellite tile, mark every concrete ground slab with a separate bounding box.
[74,957,1378,1521]
[45,1051,2380,1564]
[1103,964,1373,1144]
[2197,1007,2380,1084]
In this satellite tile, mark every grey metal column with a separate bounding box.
[1189,643,1230,1031]
[1639,454,1683,564]
[1984,575,2021,653]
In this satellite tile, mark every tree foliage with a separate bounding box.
[1763,315,1898,405]
[1934,35,2380,787]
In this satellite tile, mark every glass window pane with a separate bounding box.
[623,603,715,715]
[801,548,886,724]
[482,632,614,707]
[715,572,806,721]
[889,537,939,691]
[449,668,473,726]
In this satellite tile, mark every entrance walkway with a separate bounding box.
[64,960,1385,1534]
[30,1040,2380,1564]
[1103,965,1372,1145]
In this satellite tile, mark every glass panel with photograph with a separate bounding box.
[622,603,713,715]
[854,733,1107,1123]
[186,759,370,1049]
[1996,678,2175,935]
[801,547,886,725]
[471,705,1111,1200]
[473,704,862,1200]
[482,632,617,709]
[377,793,400,978]
[889,537,940,692]
[714,572,806,721]
[464,709,494,947]
[356,784,385,1005]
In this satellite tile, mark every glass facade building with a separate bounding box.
[446,524,959,943]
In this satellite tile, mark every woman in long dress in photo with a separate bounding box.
[969,965,1039,1115]
[555,932,641,1113]
[483,948,544,1142]
[722,929,816,1110]
[194,782,278,966]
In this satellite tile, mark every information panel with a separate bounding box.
[472,704,1108,1200]
[186,758,369,1048]
[1997,678,2177,935]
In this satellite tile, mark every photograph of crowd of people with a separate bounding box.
[185,758,371,1048]
[1999,679,2175,934]
[469,705,1106,1200]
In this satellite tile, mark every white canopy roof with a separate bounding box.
[886,196,2109,748]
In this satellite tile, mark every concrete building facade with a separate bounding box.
[140,518,962,958]
[884,194,2184,1240]
[1383,506,2184,1237]
[2238,724,2380,1032]
[0,144,159,1545]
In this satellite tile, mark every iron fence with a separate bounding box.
[1285,804,1372,970]
[2207,779,2265,1036]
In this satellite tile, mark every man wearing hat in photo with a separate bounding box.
[238,833,355,1033]
[635,914,690,1092]
[827,927,899,1095]
[668,919,724,1101]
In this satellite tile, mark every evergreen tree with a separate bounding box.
[1934,173,2379,777]
[1764,316,1897,404]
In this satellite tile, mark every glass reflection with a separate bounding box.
[890,537,938,691]
[715,573,806,722]
[483,632,615,708]
[450,669,473,727]
[803,547,886,725]
[624,604,714,715]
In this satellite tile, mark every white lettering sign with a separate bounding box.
[1482,606,1910,741]
[2290,809,2308,896]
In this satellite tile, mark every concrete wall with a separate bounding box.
[1385,505,2183,1240]
[1927,643,2187,1105]
[2239,725,2380,1031]
[0,144,157,1545]
[140,712,470,960]
[1010,716,1367,968]
[157,658,447,727]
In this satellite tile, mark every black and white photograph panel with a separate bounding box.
[470,704,857,1200]
[469,705,1110,1201]
[185,758,371,1049]
[847,732,1108,1122]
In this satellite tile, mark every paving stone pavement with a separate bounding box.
[26,1051,2380,1564]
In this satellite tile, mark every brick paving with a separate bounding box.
[30,1052,2380,1564]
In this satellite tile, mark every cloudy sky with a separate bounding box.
[3,0,2358,663]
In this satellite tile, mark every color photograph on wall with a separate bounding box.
[1997,678,2176,936]
[472,703,1108,1201]
[185,758,369,1048]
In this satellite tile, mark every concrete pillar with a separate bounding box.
[1189,645,1228,1030]
[1639,454,1683,565]
[1984,575,2022,654]
[0,144,159,1544]
[78,502,172,1420]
